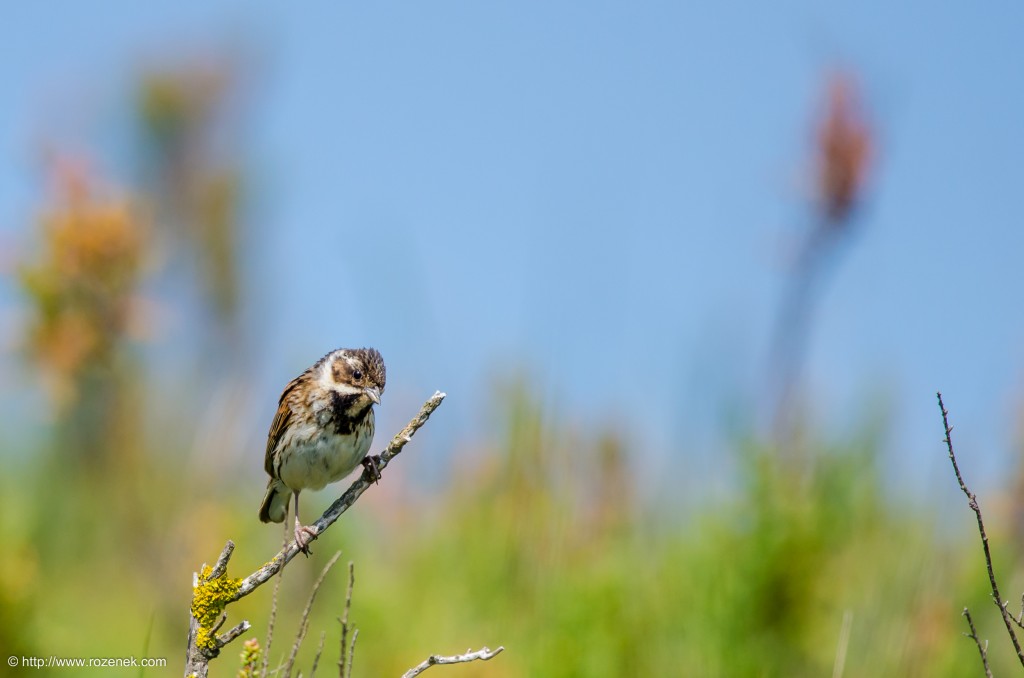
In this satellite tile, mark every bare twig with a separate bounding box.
[282,551,342,678]
[401,646,506,678]
[184,391,446,678]
[210,612,227,636]
[217,620,251,647]
[939,391,1024,669]
[310,631,326,678]
[210,541,235,581]
[963,608,993,678]
[344,630,358,678]
[1015,592,1024,630]
[261,535,286,678]
[338,562,355,678]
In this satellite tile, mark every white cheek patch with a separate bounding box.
[328,380,362,396]
[318,357,362,395]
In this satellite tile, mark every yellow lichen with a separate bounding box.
[191,564,242,652]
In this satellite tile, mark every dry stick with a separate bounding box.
[218,620,251,647]
[262,527,289,678]
[963,608,993,678]
[209,541,235,580]
[282,551,342,678]
[401,646,505,678]
[338,562,355,678]
[938,391,1024,669]
[186,553,251,677]
[184,391,446,678]
[310,631,326,678]
[344,630,358,678]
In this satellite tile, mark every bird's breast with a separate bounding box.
[277,411,375,492]
[327,390,373,434]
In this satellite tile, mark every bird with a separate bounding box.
[259,347,386,552]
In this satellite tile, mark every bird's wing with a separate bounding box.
[265,373,305,476]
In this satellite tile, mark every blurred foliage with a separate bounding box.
[138,59,245,336]
[338,393,988,677]
[5,373,1014,677]
[4,57,1020,678]
[17,160,145,417]
[15,158,148,513]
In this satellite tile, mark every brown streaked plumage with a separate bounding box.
[259,347,386,552]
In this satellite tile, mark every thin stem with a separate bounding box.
[963,607,993,678]
[939,391,1024,668]
[338,562,355,678]
[344,629,358,678]
[401,646,505,678]
[282,551,341,678]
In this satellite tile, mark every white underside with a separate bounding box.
[277,409,374,491]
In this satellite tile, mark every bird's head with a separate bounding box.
[322,347,386,406]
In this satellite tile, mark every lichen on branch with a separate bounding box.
[191,564,242,652]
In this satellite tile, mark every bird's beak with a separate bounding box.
[365,386,381,405]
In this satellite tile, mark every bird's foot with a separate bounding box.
[361,454,383,484]
[293,520,318,556]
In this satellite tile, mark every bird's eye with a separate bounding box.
[353,369,363,381]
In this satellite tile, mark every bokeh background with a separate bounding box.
[2,2,1024,676]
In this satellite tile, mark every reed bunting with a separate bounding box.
[259,347,386,552]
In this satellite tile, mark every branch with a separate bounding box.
[938,391,1024,669]
[209,541,235,581]
[963,607,993,678]
[310,631,326,678]
[261,546,285,678]
[237,391,446,599]
[345,629,359,678]
[401,646,506,678]
[184,391,446,678]
[217,619,251,647]
[338,561,356,678]
[281,551,341,678]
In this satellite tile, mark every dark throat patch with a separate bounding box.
[329,391,370,435]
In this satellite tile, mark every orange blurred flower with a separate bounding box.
[18,156,147,408]
[816,72,872,224]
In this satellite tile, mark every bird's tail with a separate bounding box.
[259,479,291,523]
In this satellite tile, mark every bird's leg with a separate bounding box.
[292,492,318,555]
[361,455,382,484]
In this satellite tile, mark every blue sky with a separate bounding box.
[2,2,1023,498]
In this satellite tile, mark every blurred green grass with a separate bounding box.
[1,380,1017,677]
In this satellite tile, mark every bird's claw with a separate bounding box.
[294,523,318,556]
[361,454,383,484]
